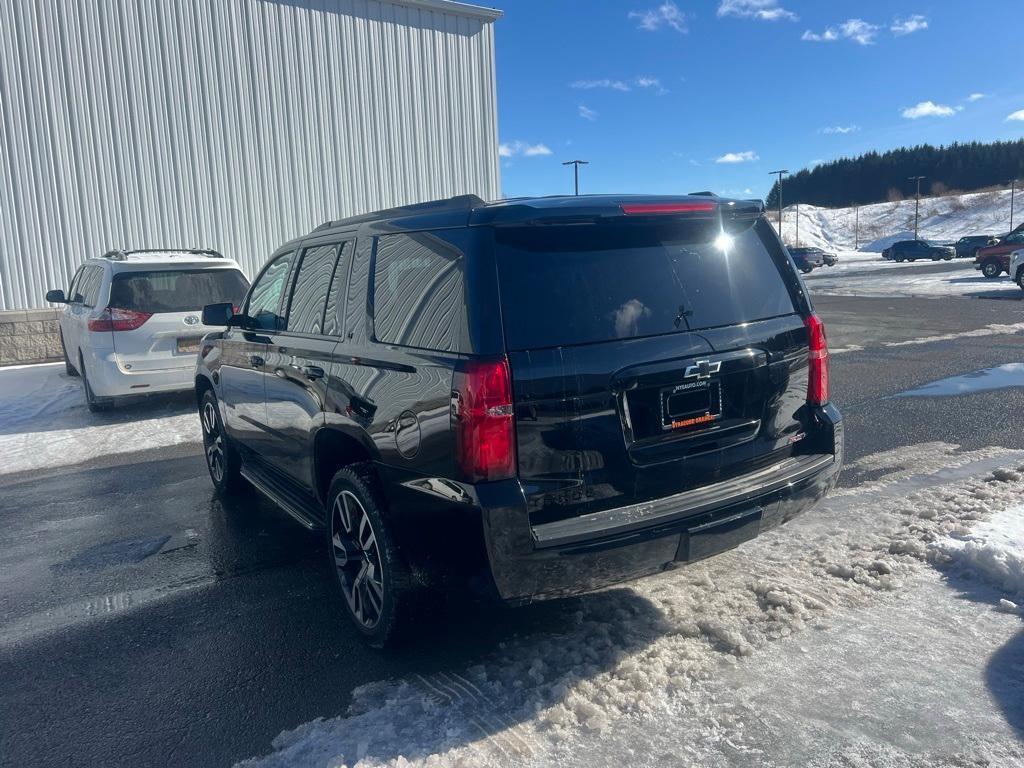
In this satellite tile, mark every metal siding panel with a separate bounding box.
[0,0,500,310]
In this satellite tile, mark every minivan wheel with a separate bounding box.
[327,464,412,648]
[200,390,242,494]
[981,260,1002,279]
[79,353,111,412]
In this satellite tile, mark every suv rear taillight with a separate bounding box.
[451,358,516,482]
[805,313,829,406]
[88,307,152,332]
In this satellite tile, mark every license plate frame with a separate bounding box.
[176,337,201,354]
[660,379,722,431]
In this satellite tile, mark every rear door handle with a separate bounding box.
[250,355,264,368]
[304,365,325,381]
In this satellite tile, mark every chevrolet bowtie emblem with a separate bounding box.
[684,360,721,379]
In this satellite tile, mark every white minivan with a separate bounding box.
[46,249,249,411]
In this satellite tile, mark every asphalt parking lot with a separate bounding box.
[1,287,1023,768]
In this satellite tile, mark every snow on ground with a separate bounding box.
[896,363,1024,397]
[239,445,1024,768]
[778,189,1018,252]
[0,363,199,476]
[932,503,1024,600]
[804,261,1021,299]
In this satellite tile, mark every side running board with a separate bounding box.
[240,464,324,531]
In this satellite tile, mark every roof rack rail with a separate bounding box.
[315,194,485,231]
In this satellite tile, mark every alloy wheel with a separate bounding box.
[332,490,385,629]
[201,400,225,483]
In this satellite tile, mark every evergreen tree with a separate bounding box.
[765,139,1024,208]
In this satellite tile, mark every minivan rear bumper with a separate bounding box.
[478,403,843,604]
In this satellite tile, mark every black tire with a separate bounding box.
[326,463,412,648]
[896,256,905,263]
[60,331,78,377]
[800,266,813,274]
[199,389,243,494]
[1016,269,1024,291]
[981,260,1002,279]
[79,353,111,412]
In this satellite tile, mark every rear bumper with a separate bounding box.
[479,403,844,604]
[83,349,195,398]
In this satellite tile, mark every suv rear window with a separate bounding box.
[109,269,249,313]
[495,220,797,350]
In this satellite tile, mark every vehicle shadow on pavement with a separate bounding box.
[945,276,1022,301]
[931,568,1024,739]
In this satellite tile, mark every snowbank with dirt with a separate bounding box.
[0,363,199,476]
[778,188,1018,252]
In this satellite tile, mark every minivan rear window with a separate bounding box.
[109,269,249,313]
[494,220,797,350]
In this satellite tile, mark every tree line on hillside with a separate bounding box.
[765,139,1024,209]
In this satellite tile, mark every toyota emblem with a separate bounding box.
[184,315,199,325]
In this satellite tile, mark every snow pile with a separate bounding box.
[239,446,1024,768]
[777,188,1017,252]
[0,363,200,476]
[804,264,1022,299]
[932,503,1024,598]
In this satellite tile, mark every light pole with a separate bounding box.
[795,202,800,247]
[908,175,926,239]
[1010,179,1018,232]
[562,160,588,196]
[854,205,860,250]
[769,170,788,237]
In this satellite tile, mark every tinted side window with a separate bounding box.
[247,252,294,331]
[78,266,105,307]
[323,242,351,337]
[287,244,340,335]
[373,232,466,352]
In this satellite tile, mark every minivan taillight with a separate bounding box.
[88,307,152,332]
[805,313,829,406]
[451,358,516,482]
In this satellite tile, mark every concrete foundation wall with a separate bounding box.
[0,310,62,366]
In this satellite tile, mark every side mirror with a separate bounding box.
[45,289,67,304]
[201,302,235,326]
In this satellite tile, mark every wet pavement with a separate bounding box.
[1,293,1023,768]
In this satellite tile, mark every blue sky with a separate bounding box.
[493,0,1024,200]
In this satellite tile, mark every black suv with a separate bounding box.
[195,195,843,646]
[954,235,996,259]
[788,246,835,272]
[881,239,955,262]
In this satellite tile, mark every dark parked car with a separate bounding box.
[954,235,997,259]
[881,239,955,262]
[195,194,843,646]
[975,232,1024,278]
[789,246,836,271]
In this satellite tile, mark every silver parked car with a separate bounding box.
[46,249,249,411]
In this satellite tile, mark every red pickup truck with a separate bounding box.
[975,232,1024,277]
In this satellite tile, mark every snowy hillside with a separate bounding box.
[775,188,1019,252]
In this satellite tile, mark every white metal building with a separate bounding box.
[0,0,502,311]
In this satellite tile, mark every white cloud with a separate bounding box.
[715,150,759,164]
[629,1,688,33]
[717,0,797,22]
[820,125,860,135]
[570,76,665,93]
[967,93,987,102]
[1007,110,1024,122]
[802,19,880,45]
[901,101,956,119]
[499,141,552,158]
[578,104,599,121]
[891,14,928,35]
[571,79,631,92]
